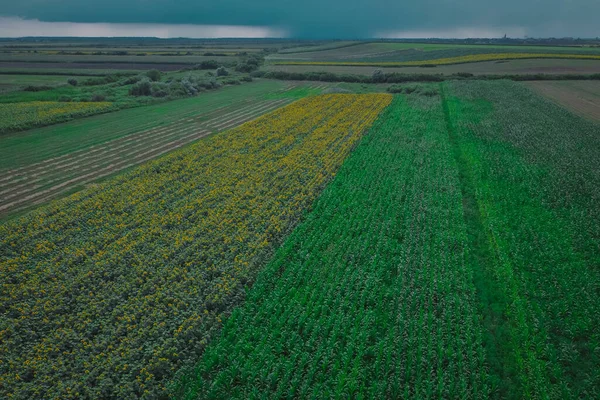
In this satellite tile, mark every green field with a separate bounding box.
[0,81,336,218]
[0,80,286,169]
[173,80,600,399]
[0,94,391,399]
[1,38,600,399]
[0,74,89,87]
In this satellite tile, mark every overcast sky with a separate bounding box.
[0,0,599,38]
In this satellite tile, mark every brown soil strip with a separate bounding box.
[525,81,600,122]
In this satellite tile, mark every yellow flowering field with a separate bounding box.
[0,101,114,133]
[275,52,600,67]
[0,94,391,399]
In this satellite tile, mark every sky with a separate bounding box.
[0,0,599,39]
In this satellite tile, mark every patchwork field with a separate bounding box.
[0,94,391,399]
[0,81,329,217]
[267,58,600,76]
[2,38,600,400]
[526,80,600,122]
[270,42,600,62]
[174,81,600,399]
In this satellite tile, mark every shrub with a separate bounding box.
[222,78,241,85]
[129,79,152,96]
[23,85,52,92]
[372,69,386,83]
[150,82,170,98]
[145,69,162,82]
[199,60,220,69]
[216,67,229,77]
[91,93,106,102]
[454,72,474,78]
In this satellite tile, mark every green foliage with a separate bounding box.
[174,95,489,399]
[145,69,162,82]
[216,67,229,77]
[22,85,53,92]
[128,78,152,96]
[441,80,600,398]
[0,95,388,399]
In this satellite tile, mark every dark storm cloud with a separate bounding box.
[1,0,599,38]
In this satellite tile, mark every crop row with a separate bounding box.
[0,101,115,133]
[0,94,392,399]
[174,95,490,399]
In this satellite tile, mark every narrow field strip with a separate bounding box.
[0,99,288,181]
[0,98,290,189]
[0,129,212,213]
[0,128,212,211]
[0,81,287,170]
[0,94,391,399]
[274,52,600,67]
[0,98,292,216]
[174,95,489,399]
[443,80,600,398]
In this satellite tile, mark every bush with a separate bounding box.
[372,69,386,83]
[23,85,52,92]
[67,78,78,86]
[150,82,169,98]
[199,60,220,69]
[145,69,162,82]
[216,67,229,77]
[222,78,241,85]
[454,72,474,78]
[120,75,142,86]
[129,79,152,96]
[235,62,258,73]
[91,93,106,102]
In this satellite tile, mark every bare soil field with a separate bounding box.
[525,80,600,122]
[266,59,600,76]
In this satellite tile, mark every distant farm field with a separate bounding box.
[270,42,600,63]
[0,101,115,134]
[266,58,600,76]
[526,80,600,122]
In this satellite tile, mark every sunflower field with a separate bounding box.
[0,94,391,399]
[0,101,114,134]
